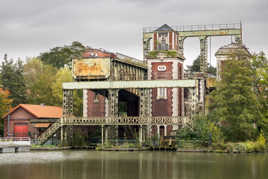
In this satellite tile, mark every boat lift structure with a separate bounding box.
[38,23,243,145]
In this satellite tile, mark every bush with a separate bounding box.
[177,115,224,146]
[255,131,266,151]
[223,139,266,153]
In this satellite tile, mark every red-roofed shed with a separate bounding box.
[2,104,62,138]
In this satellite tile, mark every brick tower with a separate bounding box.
[144,24,185,136]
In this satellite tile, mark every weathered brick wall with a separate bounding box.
[151,62,173,116]
[178,62,183,116]
[169,32,173,50]
[87,90,106,117]
[3,108,37,137]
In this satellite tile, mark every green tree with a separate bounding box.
[187,55,216,75]
[51,67,83,116]
[0,88,12,136]
[23,58,57,105]
[40,41,86,68]
[209,58,261,142]
[0,57,26,106]
[251,52,268,138]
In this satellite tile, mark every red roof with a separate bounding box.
[82,49,116,58]
[2,104,62,119]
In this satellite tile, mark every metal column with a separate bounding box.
[139,125,143,145]
[139,88,150,144]
[108,89,119,144]
[200,36,208,74]
[199,36,208,113]
[101,125,104,148]
[62,89,73,144]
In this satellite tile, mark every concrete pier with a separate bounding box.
[0,146,16,153]
[15,146,31,152]
[0,146,31,153]
[0,137,31,153]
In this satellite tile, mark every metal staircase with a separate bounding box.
[38,121,62,145]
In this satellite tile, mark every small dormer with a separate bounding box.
[153,24,176,51]
[145,24,182,59]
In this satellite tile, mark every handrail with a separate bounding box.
[61,116,191,126]
[143,23,241,33]
[0,137,31,142]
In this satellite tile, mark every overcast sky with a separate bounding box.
[0,0,267,67]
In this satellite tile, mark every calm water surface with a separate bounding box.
[0,151,268,179]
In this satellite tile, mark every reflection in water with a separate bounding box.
[0,151,268,179]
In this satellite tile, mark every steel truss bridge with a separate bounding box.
[37,79,198,145]
[38,116,192,145]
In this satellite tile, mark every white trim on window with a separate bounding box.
[157,88,167,99]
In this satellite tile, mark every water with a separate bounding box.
[0,151,268,179]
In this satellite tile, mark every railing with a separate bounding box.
[38,122,61,145]
[37,116,192,145]
[61,116,191,126]
[143,23,241,33]
[0,137,31,146]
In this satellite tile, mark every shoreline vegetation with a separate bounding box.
[30,139,268,153]
[30,145,268,154]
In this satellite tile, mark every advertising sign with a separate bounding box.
[73,58,110,79]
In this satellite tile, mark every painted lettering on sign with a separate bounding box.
[157,65,166,71]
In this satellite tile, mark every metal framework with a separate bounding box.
[38,116,192,144]
[63,80,196,89]
[143,23,242,74]
[61,116,191,126]
[37,80,198,144]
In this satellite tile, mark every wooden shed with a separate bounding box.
[2,104,62,138]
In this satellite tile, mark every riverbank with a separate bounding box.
[29,145,268,153]
[31,145,72,151]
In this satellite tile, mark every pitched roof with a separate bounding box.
[2,104,62,119]
[82,48,116,58]
[155,24,174,31]
[215,43,251,57]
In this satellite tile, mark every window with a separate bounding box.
[158,32,168,50]
[157,88,167,99]
[94,94,99,103]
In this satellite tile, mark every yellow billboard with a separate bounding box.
[73,58,110,79]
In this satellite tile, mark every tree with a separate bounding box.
[23,58,57,105]
[40,41,86,68]
[251,52,268,138]
[0,57,26,106]
[209,58,261,142]
[51,67,83,116]
[0,88,12,136]
[187,55,216,75]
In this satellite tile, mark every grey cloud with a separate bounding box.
[0,0,267,61]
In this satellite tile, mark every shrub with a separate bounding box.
[255,131,266,151]
[245,141,255,152]
[224,139,266,153]
[176,115,224,146]
[209,122,224,144]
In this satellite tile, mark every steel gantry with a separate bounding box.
[37,79,198,145]
[143,23,242,74]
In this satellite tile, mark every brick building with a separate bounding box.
[2,104,62,138]
[145,24,185,136]
[82,24,186,138]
